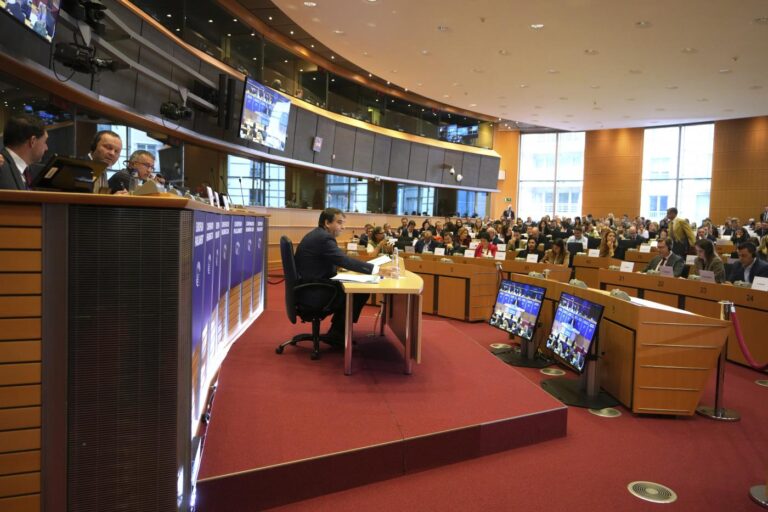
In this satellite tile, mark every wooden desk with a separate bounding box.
[502,259,572,283]
[572,254,631,288]
[341,263,423,375]
[625,248,657,264]
[510,275,729,415]
[597,269,768,369]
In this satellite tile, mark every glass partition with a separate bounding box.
[129,0,491,148]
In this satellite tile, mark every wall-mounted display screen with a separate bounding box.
[239,77,291,151]
[545,292,604,373]
[1,0,59,43]
[488,279,546,341]
[439,124,478,145]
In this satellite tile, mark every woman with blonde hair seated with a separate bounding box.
[599,229,618,258]
[758,235,768,262]
[542,239,569,265]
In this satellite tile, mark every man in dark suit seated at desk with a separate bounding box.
[643,238,684,277]
[0,114,49,190]
[294,208,375,346]
[727,242,768,284]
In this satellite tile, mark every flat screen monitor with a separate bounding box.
[545,292,605,373]
[239,77,291,151]
[1,0,60,43]
[31,154,107,193]
[488,279,546,341]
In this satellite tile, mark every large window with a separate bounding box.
[396,185,434,216]
[326,175,367,212]
[640,124,714,223]
[227,157,286,207]
[456,190,488,218]
[517,132,585,219]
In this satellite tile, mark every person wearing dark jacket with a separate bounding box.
[0,114,48,190]
[294,208,374,345]
[727,242,768,284]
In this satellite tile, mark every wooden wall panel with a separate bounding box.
[582,128,644,218]
[0,204,41,511]
[489,131,519,217]
[710,116,768,223]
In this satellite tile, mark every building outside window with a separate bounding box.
[227,156,275,207]
[640,124,714,223]
[456,190,488,218]
[397,184,434,216]
[326,175,368,212]
[517,132,585,220]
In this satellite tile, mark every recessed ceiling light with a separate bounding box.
[333,29,345,34]
[331,55,335,59]
[303,1,317,6]
[626,98,635,101]
[749,85,764,90]
[753,17,768,25]
[530,23,544,29]
[366,22,376,27]
[469,103,477,107]
[299,69,303,72]
[520,83,528,88]
[166,13,172,18]
[233,19,237,22]
[592,107,601,111]
[251,32,255,36]
[310,44,315,48]
[629,69,642,74]
[584,49,599,55]
[416,82,422,86]
[368,73,372,77]
[666,85,679,90]
[719,68,732,73]
[175,28,180,32]
[499,104,507,108]
[437,25,449,32]
[252,57,257,61]
[635,20,652,28]
[655,108,666,111]
[559,96,568,100]
[442,94,450,98]
[390,69,397,73]
[362,51,369,56]
[227,33,232,37]
[681,47,697,54]
[697,98,708,102]
[268,16,273,21]
[590,84,600,89]
[498,49,509,56]
[367,0,377,3]
[330,78,335,82]
[386,81,390,84]
[208,19,213,23]
[420,49,430,55]
[290,30,295,35]
[283,59,288,63]
[472,68,484,73]
[547,69,559,74]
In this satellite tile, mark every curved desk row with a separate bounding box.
[507,275,729,416]
[0,191,267,512]
[598,269,768,369]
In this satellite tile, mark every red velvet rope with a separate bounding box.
[730,308,768,371]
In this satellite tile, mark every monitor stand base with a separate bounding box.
[495,349,553,368]
[541,376,619,409]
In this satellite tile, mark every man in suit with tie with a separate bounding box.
[0,115,48,190]
[643,238,684,277]
[727,242,768,284]
[502,204,515,220]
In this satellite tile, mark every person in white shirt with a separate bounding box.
[566,226,588,251]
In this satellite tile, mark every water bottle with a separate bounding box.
[392,248,400,279]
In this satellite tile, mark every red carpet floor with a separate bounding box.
[202,282,768,511]
[197,286,566,510]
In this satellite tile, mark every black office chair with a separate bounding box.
[275,236,339,360]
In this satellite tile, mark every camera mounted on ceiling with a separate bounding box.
[53,42,122,74]
[62,0,107,36]
[160,86,193,121]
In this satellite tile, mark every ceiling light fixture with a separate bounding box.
[547,69,559,74]
[753,17,768,24]
[437,25,449,32]
[456,174,463,182]
[666,85,678,89]
[421,49,430,55]
[331,55,335,59]
[530,23,544,29]
[520,83,528,88]
[681,47,697,54]
[635,20,652,28]
[166,13,172,18]
[469,103,477,107]
[233,18,237,22]
[629,69,642,74]
[498,49,509,56]
[333,29,345,34]
[584,49,599,55]
[268,16,273,21]
[719,68,732,73]
[303,1,317,6]
[290,30,295,35]
[590,84,600,89]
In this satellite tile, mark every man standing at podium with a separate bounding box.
[294,208,374,346]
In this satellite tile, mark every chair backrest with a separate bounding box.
[280,235,299,324]
[588,237,601,249]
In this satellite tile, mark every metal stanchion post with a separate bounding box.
[696,301,740,421]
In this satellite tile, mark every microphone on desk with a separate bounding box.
[238,177,247,207]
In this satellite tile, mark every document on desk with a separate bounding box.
[331,273,382,284]
[368,255,391,266]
